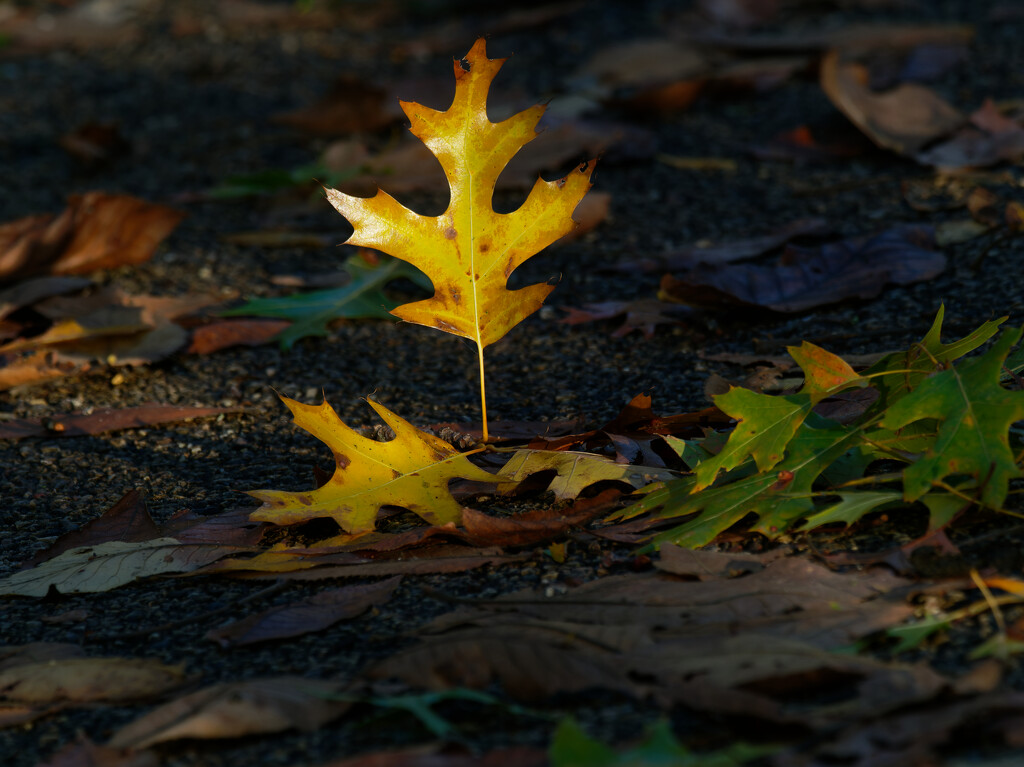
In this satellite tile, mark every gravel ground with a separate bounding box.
[2,0,1024,765]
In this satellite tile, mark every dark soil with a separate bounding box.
[2,0,1024,765]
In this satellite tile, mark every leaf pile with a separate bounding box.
[615,307,1024,548]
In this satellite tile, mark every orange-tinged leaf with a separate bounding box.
[325,38,594,349]
[249,397,500,533]
[788,340,866,400]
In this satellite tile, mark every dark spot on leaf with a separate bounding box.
[479,242,489,252]
[445,227,457,239]
[449,287,461,305]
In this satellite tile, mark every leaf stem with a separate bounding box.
[477,339,489,442]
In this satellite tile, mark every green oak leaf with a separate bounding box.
[802,491,903,531]
[223,253,431,349]
[879,326,1024,508]
[694,389,813,491]
[863,305,1004,413]
[640,420,859,548]
[550,717,770,767]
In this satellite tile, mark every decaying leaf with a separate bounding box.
[0,654,186,705]
[917,99,1024,170]
[249,397,500,533]
[560,299,691,338]
[497,449,675,500]
[20,489,265,570]
[324,39,594,439]
[108,677,353,750]
[0,193,184,286]
[32,737,158,767]
[0,538,245,597]
[615,218,831,274]
[186,318,292,354]
[820,49,965,155]
[205,576,401,647]
[0,286,220,390]
[371,555,937,722]
[0,403,238,440]
[0,275,92,320]
[659,224,945,313]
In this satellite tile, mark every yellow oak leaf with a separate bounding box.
[325,38,595,439]
[248,397,499,533]
[496,449,676,500]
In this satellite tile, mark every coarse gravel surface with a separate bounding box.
[3,0,1024,765]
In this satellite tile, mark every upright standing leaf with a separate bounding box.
[249,397,500,533]
[325,39,595,439]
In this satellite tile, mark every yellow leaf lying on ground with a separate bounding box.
[249,397,500,533]
[325,39,595,439]
[496,449,676,500]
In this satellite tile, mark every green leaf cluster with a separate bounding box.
[613,307,1024,549]
[549,717,772,767]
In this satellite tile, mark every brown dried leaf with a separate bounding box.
[561,299,690,338]
[653,543,775,579]
[108,677,353,750]
[0,276,92,321]
[0,193,183,286]
[273,75,402,136]
[21,489,159,567]
[59,122,130,166]
[460,490,624,547]
[371,623,636,702]
[572,38,708,113]
[373,554,927,718]
[0,539,246,597]
[615,218,831,273]
[205,576,401,647]
[820,49,965,155]
[186,319,292,354]
[0,5,141,56]
[0,404,238,441]
[0,657,186,704]
[35,736,158,767]
[659,224,944,313]
[916,99,1024,170]
[781,692,1024,767]
[0,349,86,390]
